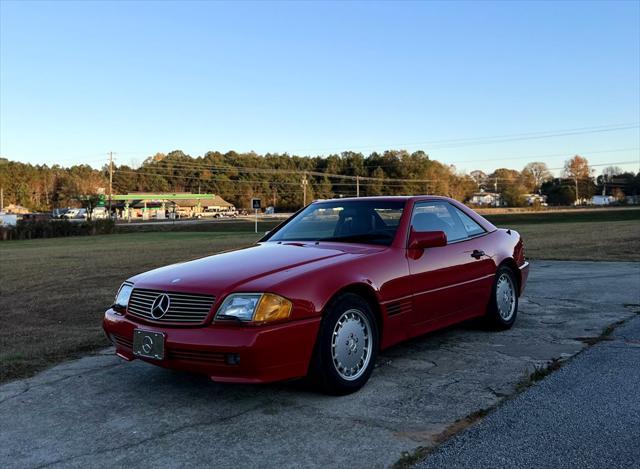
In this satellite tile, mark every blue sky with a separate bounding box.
[1,0,638,175]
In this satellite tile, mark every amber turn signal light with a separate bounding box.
[253,293,292,323]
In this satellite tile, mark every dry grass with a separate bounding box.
[1,210,638,383]
[0,232,261,382]
[504,220,640,261]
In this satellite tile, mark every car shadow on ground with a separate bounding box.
[121,315,491,400]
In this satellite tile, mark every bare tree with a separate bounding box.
[522,162,552,193]
[602,166,624,180]
[469,170,488,189]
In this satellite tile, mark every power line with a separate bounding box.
[114,145,639,176]
[11,141,639,175]
[60,123,639,158]
[116,169,430,187]
[115,162,423,182]
[115,169,308,185]
[115,159,638,187]
[280,123,640,154]
[441,147,639,166]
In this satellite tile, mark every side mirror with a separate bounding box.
[409,230,447,250]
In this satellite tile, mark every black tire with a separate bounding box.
[486,265,519,330]
[309,293,378,395]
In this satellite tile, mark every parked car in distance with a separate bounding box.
[64,208,87,219]
[197,207,238,219]
[175,208,190,218]
[103,196,529,394]
[196,210,218,219]
[52,208,70,219]
[219,208,238,218]
[91,207,109,220]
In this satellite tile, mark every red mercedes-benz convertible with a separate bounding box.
[103,196,529,394]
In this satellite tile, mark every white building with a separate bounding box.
[524,194,547,206]
[591,195,616,206]
[0,213,18,227]
[469,192,502,206]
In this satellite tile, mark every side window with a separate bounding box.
[452,207,485,237]
[411,201,467,243]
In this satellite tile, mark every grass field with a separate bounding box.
[485,208,640,261]
[115,218,284,233]
[483,206,640,225]
[499,221,639,261]
[0,232,262,382]
[1,208,638,383]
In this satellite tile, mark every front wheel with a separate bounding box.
[310,293,378,395]
[486,265,519,329]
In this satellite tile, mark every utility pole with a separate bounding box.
[301,173,308,206]
[356,176,360,197]
[575,177,579,205]
[108,152,114,216]
[0,187,3,212]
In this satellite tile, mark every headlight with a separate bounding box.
[114,283,133,311]
[215,293,292,323]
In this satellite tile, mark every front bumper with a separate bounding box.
[103,308,321,384]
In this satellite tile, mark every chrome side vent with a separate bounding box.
[386,299,412,317]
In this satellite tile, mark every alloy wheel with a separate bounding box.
[496,273,516,321]
[331,309,372,381]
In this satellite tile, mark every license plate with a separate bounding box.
[133,329,165,360]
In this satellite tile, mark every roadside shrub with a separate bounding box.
[0,219,116,241]
[0,225,12,241]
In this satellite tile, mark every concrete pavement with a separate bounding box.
[1,261,638,468]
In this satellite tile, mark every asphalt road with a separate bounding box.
[1,261,639,468]
[419,316,640,469]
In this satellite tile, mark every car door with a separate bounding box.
[407,200,494,328]
[449,204,497,314]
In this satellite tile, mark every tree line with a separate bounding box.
[1,151,638,212]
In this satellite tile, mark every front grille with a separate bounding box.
[127,288,216,324]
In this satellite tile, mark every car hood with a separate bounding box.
[128,242,377,296]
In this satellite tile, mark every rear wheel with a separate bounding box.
[310,293,378,395]
[486,265,519,329]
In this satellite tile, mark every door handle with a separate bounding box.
[471,249,485,259]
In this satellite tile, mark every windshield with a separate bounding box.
[267,200,405,246]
